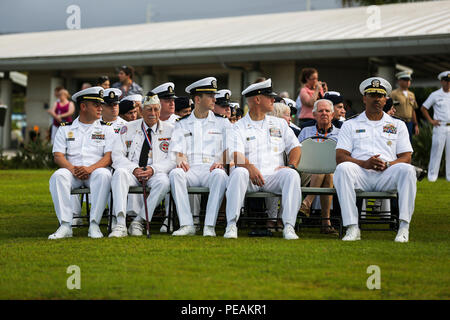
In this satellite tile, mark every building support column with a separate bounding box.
[141,74,153,95]
[0,73,13,149]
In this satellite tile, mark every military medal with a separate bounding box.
[387,140,392,146]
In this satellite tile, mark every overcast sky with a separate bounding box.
[0,0,343,34]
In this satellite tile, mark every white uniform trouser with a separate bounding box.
[49,168,111,224]
[428,125,450,181]
[127,194,143,216]
[111,168,170,222]
[334,162,417,227]
[169,166,228,227]
[266,197,280,219]
[225,167,301,227]
[163,194,201,222]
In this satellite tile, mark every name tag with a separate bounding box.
[208,131,222,135]
[356,129,366,133]
[246,136,256,141]
[184,132,192,137]
[269,128,281,137]
[91,133,105,140]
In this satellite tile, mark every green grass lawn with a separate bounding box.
[0,170,449,300]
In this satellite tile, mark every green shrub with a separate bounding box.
[0,140,57,170]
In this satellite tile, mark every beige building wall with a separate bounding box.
[25,71,53,141]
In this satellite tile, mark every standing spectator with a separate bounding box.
[420,71,450,182]
[47,89,75,144]
[298,68,328,126]
[112,65,143,98]
[97,76,110,89]
[390,71,420,142]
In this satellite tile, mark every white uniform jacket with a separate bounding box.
[101,116,128,134]
[112,119,176,175]
[336,111,413,163]
[52,117,115,166]
[169,111,232,166]
[228,114,300,176]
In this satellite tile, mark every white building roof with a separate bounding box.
[0,0,449,70]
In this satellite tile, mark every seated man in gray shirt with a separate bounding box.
[297,99,340,234]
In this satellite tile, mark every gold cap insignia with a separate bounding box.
[371,79,381,88]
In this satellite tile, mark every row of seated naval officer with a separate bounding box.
[48,76,417,243]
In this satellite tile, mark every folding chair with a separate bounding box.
[355,190,399,231]
[108,186,171,233]
[296,137,343,236]
[241,191,281,234]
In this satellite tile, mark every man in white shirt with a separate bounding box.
[151,82,180,123]
[49,87,115,239]
[420,71,450,182]
[169,77,231,237]
[109,93,175,237]
[334,77,417,242]
[225,79,302,240]
[101,88,128,133]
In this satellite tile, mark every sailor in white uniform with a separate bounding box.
[420,71,450,182]
[109,93,175,237]
[169,77,232,237]
[151,82,180,123]
[49,87,115,239]
[225,79,302,240]
[334,77,417,243]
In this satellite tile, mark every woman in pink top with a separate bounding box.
[298,68,328,125]
[48,89,75,144]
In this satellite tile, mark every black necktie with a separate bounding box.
[139,128,152,168]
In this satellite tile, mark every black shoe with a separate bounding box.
[414,166,427,181]
[248,228,273,237]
